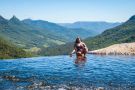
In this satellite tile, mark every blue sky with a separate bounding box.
[0,0,135,23]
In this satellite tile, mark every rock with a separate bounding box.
[96,87,104,90]
[3,75,20,82]
[89,42,135,55]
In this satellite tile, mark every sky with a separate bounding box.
[0,0,135,23]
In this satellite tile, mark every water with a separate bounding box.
[0,55,135,90]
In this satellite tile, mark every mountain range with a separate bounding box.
[0,16,89,49]
[58,21,121,35]
[39,15,135,55]
[0,15,120,53]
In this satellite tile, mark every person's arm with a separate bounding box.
[70,48,76,57]
[71,49,75,54]
[82,42,88,52]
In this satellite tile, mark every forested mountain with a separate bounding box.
[39,15,135,55]
[22,19,93,40]
[85,15,135,50]
[0,15,131,56]
[0,15,94,51]
[59,21,121,35]
[0,37,31,59]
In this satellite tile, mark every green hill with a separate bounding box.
[22,19,93,40]
[39,15,135,55]
[0,15,95,53]
[0,37,31,59]
[85,15,135,50]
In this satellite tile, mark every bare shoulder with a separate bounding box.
[81,42,86,45]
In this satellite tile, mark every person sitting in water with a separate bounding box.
[70,37,88,58]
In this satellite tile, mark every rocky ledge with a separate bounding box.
[89,42,135,55]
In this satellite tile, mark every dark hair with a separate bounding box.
[75,37,81,43]
[74,37,81,47]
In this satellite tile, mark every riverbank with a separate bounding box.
[89,42,135,55]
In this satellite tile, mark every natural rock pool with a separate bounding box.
[0,55,135,90]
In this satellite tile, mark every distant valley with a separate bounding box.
[58,21,121,35]
[0,15,92,51]
[0,15,120,54]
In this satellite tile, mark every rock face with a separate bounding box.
[89,42,135,55]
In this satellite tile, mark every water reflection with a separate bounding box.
[74,58,87,68]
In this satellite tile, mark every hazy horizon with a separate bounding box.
[0,0,135,23]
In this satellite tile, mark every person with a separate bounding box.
[70,37,88,58]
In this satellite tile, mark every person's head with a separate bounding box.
[75,37,81,43]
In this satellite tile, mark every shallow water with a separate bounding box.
[0,55,135,90]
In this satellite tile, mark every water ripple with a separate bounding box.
[0,55,135,89]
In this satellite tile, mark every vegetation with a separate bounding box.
[0,15,121,54]
[85,15,135,50]
[0,37,32,59]
[38,15,135,56]
[38,42,74,56]
[0,15,96,50]
[0,15,135,57]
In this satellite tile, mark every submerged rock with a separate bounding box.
[3,75,20,82]
[96,87,104,90]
